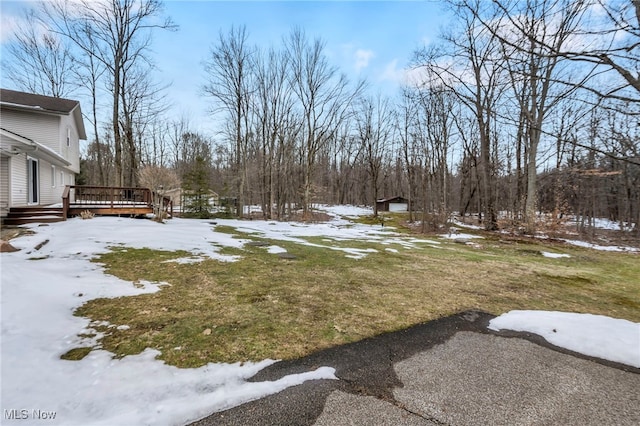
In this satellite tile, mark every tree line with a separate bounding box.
[4,0,638,233]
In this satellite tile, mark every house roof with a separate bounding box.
[0,88,79,113]
[0,88,87,139]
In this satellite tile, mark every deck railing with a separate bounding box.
[62,185,172,219]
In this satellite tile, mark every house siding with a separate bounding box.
[1,156,9,216]
[1,109,60,151]
[58,113,81,172]
[10,152,28,206]
[38,157,57,204]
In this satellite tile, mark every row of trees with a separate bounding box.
[5,0,177,187]
[4,0,638,233]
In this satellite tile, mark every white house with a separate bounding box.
[0,89,86,217]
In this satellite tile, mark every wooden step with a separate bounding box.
[8,206,63,213]
[3,206,65,226]
[2,216,65,226]
[7,210,63,218]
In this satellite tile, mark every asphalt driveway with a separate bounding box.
[190,311,640,426]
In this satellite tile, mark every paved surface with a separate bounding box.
[190,311,640,426]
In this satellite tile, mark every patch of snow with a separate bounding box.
[541,252,571,259]
[317,204,372,218]
[406,238,441,245]
[385,248,399,253]
[570,217,634,232]
[489,310,640,368]
[337,247,378,260]
[439,232,484,240]
[163,256,210,264]
[267,245,287,254]
[561,239,639,253]
[449,219,483,230]
[216,217,400,259]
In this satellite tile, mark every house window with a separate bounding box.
[67,127,71,147]
[51,165,56,187]
[60,171,64,186]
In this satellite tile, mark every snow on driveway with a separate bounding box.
[489,310,640,368]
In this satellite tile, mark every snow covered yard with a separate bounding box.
[1,206,639,425]
[1,217,341,425]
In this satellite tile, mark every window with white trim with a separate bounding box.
[67,127,71,147]
[51,165,56,187]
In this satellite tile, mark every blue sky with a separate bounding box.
[1,0,449,136]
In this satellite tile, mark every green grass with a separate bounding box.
[352,212,413,231]
[60,347,93,361]
[71,225,640,368]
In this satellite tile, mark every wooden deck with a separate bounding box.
[2,186,173,225]
[63,185,172,219]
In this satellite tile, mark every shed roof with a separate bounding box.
[376,196,407,203]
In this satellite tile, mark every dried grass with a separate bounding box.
[73,227,640,367]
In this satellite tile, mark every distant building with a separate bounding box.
[376,196,409,212]
[165,188,219,213]
[0,89,86,217]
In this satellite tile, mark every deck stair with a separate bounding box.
[2,206,65,226]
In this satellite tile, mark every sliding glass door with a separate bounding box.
[28,157,39,204]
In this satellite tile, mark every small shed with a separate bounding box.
[376,196,409,212]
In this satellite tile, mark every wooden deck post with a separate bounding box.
[62,186,70,220]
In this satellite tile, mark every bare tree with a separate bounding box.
[285,28,364,218]
[520,0,638,100]
[43,0,177,187]
[493,0,588,232]
[397,88,421,222]
[138,165,180,221]
[416,86,456,228]
[121,64,169,186]
[83,139,114,186]
[72,24,109,185]
[3,9,75,97]
[415,0,506,230]
[252,46,297,219]
[354,94,395,216]
[203,25,256,217]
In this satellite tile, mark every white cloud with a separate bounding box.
[354,48,375,72]
[0,13,24,44]
[380,59,403,82]
[379,59,427,87]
